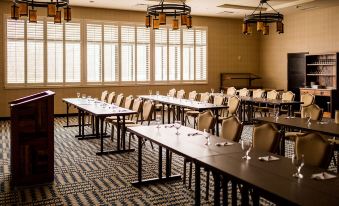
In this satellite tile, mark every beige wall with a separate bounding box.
[0,2,260,117]
[260,5,339,90]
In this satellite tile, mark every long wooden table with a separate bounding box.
[63,98,137,155]
[128,124,339,206]
[139,95,228,135]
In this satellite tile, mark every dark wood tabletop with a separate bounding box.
[197,151,339,205]
[255,116,339,137]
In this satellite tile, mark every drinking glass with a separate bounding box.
[274,108,279,122]
[149,90,152,96]
[156,114,162,128]
[220,90,224,95]
[87,96,92,103]
[174,120,181,135]
[156,91,160,96]
[292,154,304,178]
[305,112,311,126]
[211,88,214,94]
[82,94,86,99]
[77,92,80,98]
[203,129,211,145]
[94,98,98,106]
[241,140,252,160]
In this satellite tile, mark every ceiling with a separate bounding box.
[67,0,339,18]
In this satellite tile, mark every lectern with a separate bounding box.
[9,91,55,186]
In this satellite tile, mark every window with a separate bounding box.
[5,17,207,87]
[154,28,168,81]
[6,19,25,84]
[87,24,102,82]
[65,22,81,83]
[104,24,118,82]
[47,22,63,83]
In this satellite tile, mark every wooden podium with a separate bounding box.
[9,91,55,186]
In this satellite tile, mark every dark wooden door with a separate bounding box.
[287,53,308,102]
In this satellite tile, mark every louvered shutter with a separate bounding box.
[154,28,167,81]
[104,24,118,82]
[65,22,81,83]
[136,26,150,82]
[27,21,44,83]
[183,29,194,81]
[6,19,25,84]
[195,29,207,81]
[47,21,63,83]
[168,29,181,81]
[121,26,135,82]
[87,23,102,82]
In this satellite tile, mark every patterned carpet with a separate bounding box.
[0,117,336,205]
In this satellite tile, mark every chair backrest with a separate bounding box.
[142,100,154,124]
[266,90,278,100]
[130,98,143,121]
[221,116,243,142]
[301,93,315,107]
[168,88,176,97]
[226,87,237,96]
[227,96,241,116]
[253,123,280,153]
[197,110,215,132]
[115,93,124,107]
[239,88,249,97]
[177,89,185,99]
[213,95,224,106]
[188,91,197,101]
[107,92,116,104]
[124,95,134,109]
[200,92,210,103]
[252,89,264,98]
[100,90,108,102]
[301,104,323,121]
[295,132,332,168]
[281,91,295,101]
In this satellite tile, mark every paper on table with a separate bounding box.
[215,142,234,146]
[311,172,337,180]
[258,156,280,161]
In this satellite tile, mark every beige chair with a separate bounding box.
[285,104,323,141]
[295,132,332,169]
[185,92,211,128]
[126,100,155,149]
[256,90,279,117]
[107,92,116,104]
[252,89,265,98]
[114,93,124,107]
[213,95,224,106]
[155,88,176,118]
[187,91,198,101]
[176,89,185,99]
[253,123,280,153]
[295,93,315,117]
[218,96,241,123]
[221,116,243,142]
[239,88,249,97]
[226,87,237,96]
[100,90,108,102]
[279,91,295,114]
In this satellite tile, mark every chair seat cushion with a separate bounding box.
[285,132,304,141]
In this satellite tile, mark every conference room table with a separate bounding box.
[128,124,339,206]
[139,95,228,136]
[62,98,137,155]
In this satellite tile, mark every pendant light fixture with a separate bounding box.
[145,0,192,30]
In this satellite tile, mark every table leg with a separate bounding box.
[162,103,165,124]
[214,109,220,136]
[213,172,221,206]
[122,116,126,150]
[81,111,85,138]
[99,117,103,153]
[117,116,121,151]
[78,109,81,136]
[222,177,229,206]
[66,103,70,126]
[181,107,185,125]
[195,163,201,206]
[167,104,171,124]
[159,146,162,179]
[166,149,171,178]
[138,136,143,183]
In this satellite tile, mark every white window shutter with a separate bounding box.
[87,23,102,83]
[65,22,81,83]
[195,29,207,81]
[183,29,194,81]
[104,24,119,82]
[121,26,135,82]
[47,22,63,83]
[154,28,167,81]
[136,26,150,82]
[27,21,44,83]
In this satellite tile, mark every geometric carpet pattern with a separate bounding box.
[0,117,336,205]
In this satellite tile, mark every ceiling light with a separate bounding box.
[145,0,192,30]
[242,0,284,35]
[11,0,71,24]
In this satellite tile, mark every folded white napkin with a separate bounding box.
[215,142,234,146]
[311,172,337,180]
[258,156,280,161]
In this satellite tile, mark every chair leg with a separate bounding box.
[205,170,210,200]
[231,180,237,206]
[193,117,197,129]
[128,133,132,150]
[110,124,115,142]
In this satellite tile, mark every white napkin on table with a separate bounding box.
[311,172,337,180]
[258,156,280,161]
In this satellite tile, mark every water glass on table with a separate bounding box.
[156,114,161,128]
[292,154,304,179]
[174,120,181,135]
[203,129,211,146]
[241,140,252,160]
